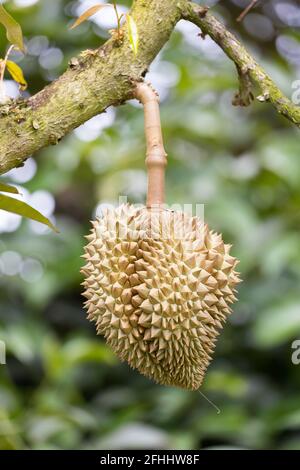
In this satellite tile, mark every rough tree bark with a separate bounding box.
[0,0,299,175]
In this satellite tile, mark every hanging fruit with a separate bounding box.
[81,82,240,390]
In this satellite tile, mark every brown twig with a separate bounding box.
[0,45,15,104]
[237,0,259,23]
[134,82,167,208]
[112,0,123,41]
[232,65,254,107]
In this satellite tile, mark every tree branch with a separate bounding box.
[0,0,185,175]
[183,2,300,128]
[1,0,300,176]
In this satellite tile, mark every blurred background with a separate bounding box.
[0,0,300,450]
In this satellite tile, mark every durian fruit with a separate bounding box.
[81,204,240,390]
[81,81,240,390]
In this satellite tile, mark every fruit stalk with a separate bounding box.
[134,82,167,208]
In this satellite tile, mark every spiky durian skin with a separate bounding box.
[81,205,240,391]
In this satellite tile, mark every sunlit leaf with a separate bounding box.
[6,60,27,90]
[69,4,111,30]
[126,14,138,55]
[0,194,58,233]
[0,182,19,194]
[0,4,24,52]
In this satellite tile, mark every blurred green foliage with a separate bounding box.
[0,0,300,450]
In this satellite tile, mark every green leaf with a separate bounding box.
[0,194,58,233]
[126,14,138,55]
[252,299,300,347]
[6,60,27,90]
[0,4,24,52]
[69,4,111,30]
[0,182,19,194]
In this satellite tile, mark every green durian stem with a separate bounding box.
[134,82,167,208]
